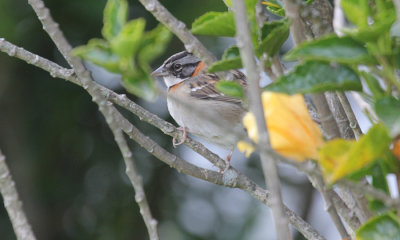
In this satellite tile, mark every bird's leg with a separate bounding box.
[222,149,234,173]
[173,127,188,148]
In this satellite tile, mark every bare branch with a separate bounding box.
[232,1,290,239]
[307,174,350,239]
[136,0,216,65]
[0,150,36,240]
[0,38,76,84]
[325,91,355,140]
[273,155,361,232]
[333,0,345,36]
[340,180,400,210]
[108,125,159,239]
[336,92,363,139]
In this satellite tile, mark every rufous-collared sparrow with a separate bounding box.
[151,51,247,167]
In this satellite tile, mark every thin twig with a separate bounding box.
[340,180,400,210]
[108,125,159,239]
[332,0,345,36]
[274,155,361,232]
[232,1,290,239]
[0,150,36,240]
[325,91,355,140]
[307,174,350,239]
[336,92,363,139]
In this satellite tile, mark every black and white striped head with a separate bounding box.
[151,51,205,88]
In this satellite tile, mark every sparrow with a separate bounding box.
[151,51,247,168]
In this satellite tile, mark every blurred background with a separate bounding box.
[0,0,344,239]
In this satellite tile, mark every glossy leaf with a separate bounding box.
[319,124,392,183]
[266,61,362,94]
[208,46,242,72]
[72,39,120,73]
[343,16,396,42]
[191,12,235,37]
[138,25,172,63]
[374,96,400,137]
[256,19,289,56]
[102,0,128,41]
[356,213,400,240]
[285,35,371,64]
[110,18,146,58]
[122,66,156,100]
[215,81,244,98]
[341,0,369,27]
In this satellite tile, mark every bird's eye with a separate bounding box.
[174,63,182,71]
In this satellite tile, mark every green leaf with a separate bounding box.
[343,16,396,43]
[285,35,371,64]
[256,19,289,57]
[110,18,146,58]
[360,71,384,98]
[208,46,242,72]
[72,39,120,73]
[138,25,172,63]
[122,66,156,101]
[266,61,362,94]
[102,0,128,41]
[319,124,392,183]
[191,11,235,37]
[262,1,285,16]
[356,213,400,240]
[341,0,369,27]
[215,81,244,98]
[368,161,391,213]
[374,96,400,137]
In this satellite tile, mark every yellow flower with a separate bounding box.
[238,92,324,161]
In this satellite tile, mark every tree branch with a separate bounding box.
[336,92,363,139]
[137,0,216,65]
[307,174,349,239]
[340,180,400,210]
[232,1,290,239]
[0,149,36,240]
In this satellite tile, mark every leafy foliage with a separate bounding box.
[191,11,236,37]
[256,19,289,57]
[208,46,242,72]
[374,96,400,137]
[356,213,400,240]
[285,35,372,64]
[266,61,362,94]
[215,81,244,98]
[73,0,172,100]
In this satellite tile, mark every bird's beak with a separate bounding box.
[151,66,168,77]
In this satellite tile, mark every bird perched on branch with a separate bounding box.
[151,51,247,169]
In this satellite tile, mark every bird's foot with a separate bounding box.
[220,150,234,173]
[173,127,188,148]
